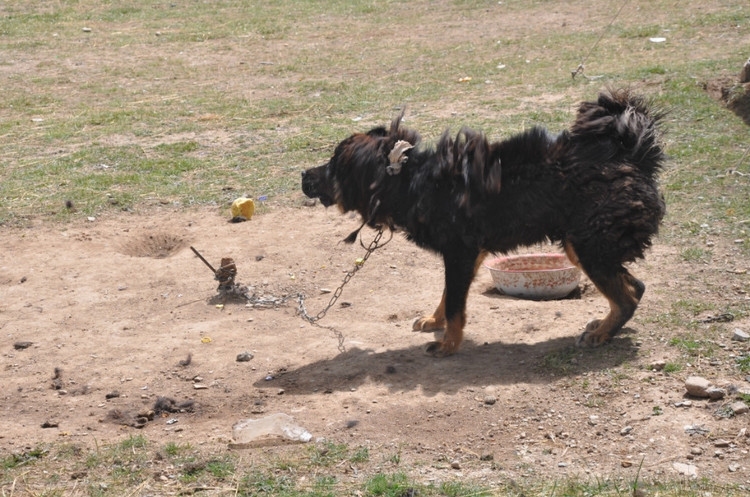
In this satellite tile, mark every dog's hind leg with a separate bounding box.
[566,243,644,347]
[423,250,487,356]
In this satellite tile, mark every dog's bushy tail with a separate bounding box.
[571,88,665,178]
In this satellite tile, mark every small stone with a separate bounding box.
[732,329,749,342]
[236,352,254,362]
[706,387,726,400]
[729,464,740,473]
[690,447,703,455]
[729,401,749,415]
[714,439,730,448]
[193,383,208,390]
[450,460,461,469]
[673,462,698,477]
[13,341,33,350]
[82,27,92,32]
[105,391,120,399]
[685,376,712,398]
[621,460,633,468]
[620,426,633,436]
[558,462,568,468]
[483,395,497,405]
[650,360,666,371]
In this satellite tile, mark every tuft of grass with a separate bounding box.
[737,354,750,374]
[364,473,414,497]
[668,334,718,359]
[312,442,348,466]
[238,471,296,496]
[2,446,48,469]
[440,480,494,497]
[118,434,148,451]
[541,347,579,375]
[680,246,710,262]
[663,362,682,374]
[350,446,370,464]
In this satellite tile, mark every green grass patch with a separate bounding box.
[737,354,750,374]
[663,362,682,374]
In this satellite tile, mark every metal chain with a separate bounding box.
[297,227,389,352]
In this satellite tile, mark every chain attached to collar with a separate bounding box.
[297,226,390,352]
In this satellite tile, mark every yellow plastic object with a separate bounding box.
[230,197,255,220]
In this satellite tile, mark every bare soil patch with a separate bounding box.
[2,204,749,485]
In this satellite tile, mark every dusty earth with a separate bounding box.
[1,201,749,486]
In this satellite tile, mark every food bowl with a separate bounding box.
[484,254,581,300]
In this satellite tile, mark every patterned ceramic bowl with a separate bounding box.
[484,254,581,300]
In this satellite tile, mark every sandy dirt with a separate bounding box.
[2,201,749,485]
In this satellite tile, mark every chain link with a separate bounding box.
[297,227,389,352]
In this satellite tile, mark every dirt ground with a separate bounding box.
[1,200,749,486]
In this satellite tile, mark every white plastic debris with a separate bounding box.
[232,413,312,443]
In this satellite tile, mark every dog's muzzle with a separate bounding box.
[301,166,335,207]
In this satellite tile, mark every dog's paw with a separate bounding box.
[425,341,456,357]
[576,320,610,348]
[412,316,445,332]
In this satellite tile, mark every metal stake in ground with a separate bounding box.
[190,246,238,292]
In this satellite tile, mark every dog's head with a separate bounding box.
[301,111,420,221]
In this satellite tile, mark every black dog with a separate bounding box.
[302,89,666,356]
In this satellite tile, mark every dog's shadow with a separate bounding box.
[257,329,639,397]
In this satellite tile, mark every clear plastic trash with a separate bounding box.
[232,413,312,443]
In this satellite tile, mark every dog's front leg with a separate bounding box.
[412,288,446,332]
[424,248,487,357]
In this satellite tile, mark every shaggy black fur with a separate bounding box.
[302,89,666,355]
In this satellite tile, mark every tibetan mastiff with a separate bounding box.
[302,89,666,356]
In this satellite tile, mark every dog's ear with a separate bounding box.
[389,108,421,150]
[389,109,406,136]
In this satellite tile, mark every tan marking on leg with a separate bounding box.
[426,314,465,357]
[577,272,639,347]
[413,289,446,331]
[424,251,487,354]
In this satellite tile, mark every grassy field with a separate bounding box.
[2,0,750,495]
[1,0,747,227]
[3,435,749,496]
